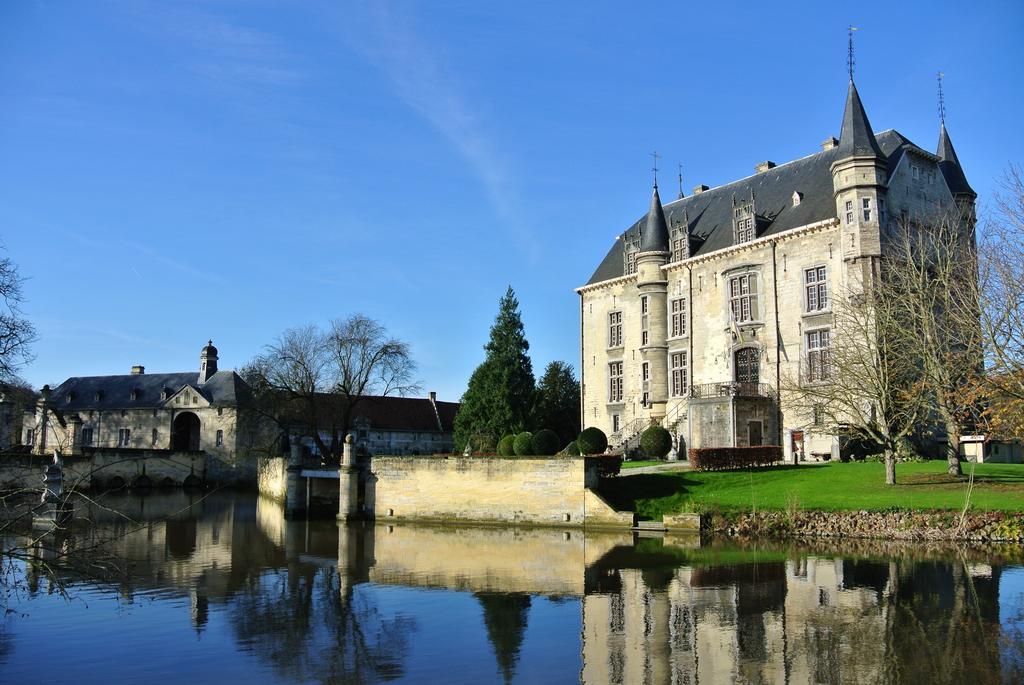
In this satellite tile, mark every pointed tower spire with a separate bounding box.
[837,80,883,158]
[837,26,882,159]
[640,184,670,252]
[936,91,976,198]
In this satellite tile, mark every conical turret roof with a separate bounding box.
[837,80,883,158]
[937,122,975,197]
[640,184,670,252]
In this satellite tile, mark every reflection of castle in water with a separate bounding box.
[21,493,1013,684]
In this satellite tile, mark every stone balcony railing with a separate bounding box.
[688,382,776,400]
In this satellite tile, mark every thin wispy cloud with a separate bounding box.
[331,2,537,259]
[114,0,306,87]
[59,229,227,285]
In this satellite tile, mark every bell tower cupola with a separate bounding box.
[199,340,219,384]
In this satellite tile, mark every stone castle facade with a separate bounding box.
[577,75,976,460]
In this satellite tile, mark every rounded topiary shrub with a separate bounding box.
[512,431,534,456]
[531,429,560,456]
[497,434,516,456]
[577,427,608,455]
[563,440,581,456]
[640,425,672,459]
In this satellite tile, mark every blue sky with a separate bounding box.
[2,1,1021,400]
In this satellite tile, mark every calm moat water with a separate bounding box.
[2,492,1022,684]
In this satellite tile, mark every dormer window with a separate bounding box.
[130,388,139,401]
[94,391,103,402]
[622,232,640,275]
[792,191,803,207]
[733,201,755,244]
[65,393,74,404]
[668,212,689,262]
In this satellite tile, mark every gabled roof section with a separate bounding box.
[48,370,249,411]
[639,185,670,252]
[937,123,976,197]
[584,129,923,287]
[837,80,883,158]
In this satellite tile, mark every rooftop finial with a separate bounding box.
[677,163,684,199]
[937,71,946,124]
[650,150,661,188]
[847,25,859,81]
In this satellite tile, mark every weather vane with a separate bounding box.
[651,151,661,188]
[677,163,684,199]
[937,71,946,124]
[847,25,859,80]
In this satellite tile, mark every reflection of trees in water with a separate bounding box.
[1003,597,1024,683]
[885,561,1003,684]
[475,592,531,684]
[230,564,415,683]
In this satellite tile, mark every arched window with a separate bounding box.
[735,347,760,384]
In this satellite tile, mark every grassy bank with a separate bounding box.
[601,461,1024,520]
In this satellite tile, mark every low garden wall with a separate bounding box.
[710,509,1024,543]
[367,455,631,527]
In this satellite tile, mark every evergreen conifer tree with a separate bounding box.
[532,361,581,444]
[454,287,536,450]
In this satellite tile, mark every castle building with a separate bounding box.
[18,340,460,474]
[577,74,975,460]
[23,341,250,467]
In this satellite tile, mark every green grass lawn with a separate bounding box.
[620,460,663,469]
[600,460,1024,520]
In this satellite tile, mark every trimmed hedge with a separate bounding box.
[640,426,672,458]
[688,446,783,471]
[512,432,534,456]
[531,429,560,456]
[497,435,516,456]
[593,454,623,478]
[577,427,608,455]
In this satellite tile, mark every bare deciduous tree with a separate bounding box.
[0,251,36,382]
[885,210,982,476]
[242,316,419,460]
[784,271,927,485]
[974,165,1024,437]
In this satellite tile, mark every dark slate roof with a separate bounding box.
[838,80,883,158]
[584,129,920,286]
[48,370,249,411]
[351,396,459,432]
[937,123,976,197]
[639,185,670,252]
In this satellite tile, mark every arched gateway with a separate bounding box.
[172,412,201,451]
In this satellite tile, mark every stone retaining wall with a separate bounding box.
[709,509,1024,543]
[367,455,631,527]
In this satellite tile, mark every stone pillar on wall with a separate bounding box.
[337,434,360,521]
[34,385,52,456]
[284,437,305,518]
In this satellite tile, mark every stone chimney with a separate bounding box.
[692,184,710,195]
[428,391,437,404]
[131,365,145,375]
[755,161,776,173]
[821,136,839,151]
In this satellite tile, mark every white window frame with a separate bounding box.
[728,272,760,324]
[670,297,687,338]
[607,311,623,348]
[608,360,624,404]
[804,265,828,313]
[118,428,131,447]
[806,329,831,382]
[862,197,872,223]
[670,351,688,397]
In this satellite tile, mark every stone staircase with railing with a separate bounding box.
[608,416,649,456]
